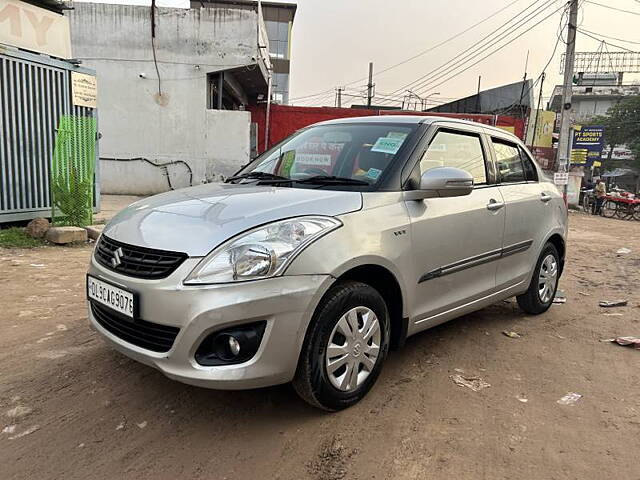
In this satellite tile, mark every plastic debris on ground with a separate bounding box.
[450,374,491,392]
[578,291,591,296]
[610,336,640,350]
[502,331,521,339]
[616,247,631,255]
[8,425,40,440]
[557,392,582,406]
[553,290,567,304]
[599,300,628,308]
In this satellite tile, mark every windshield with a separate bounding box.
[235,123,417,187]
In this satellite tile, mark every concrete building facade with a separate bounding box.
[192,1,296,105]
[70,1,294,195]
[548,82,640,123]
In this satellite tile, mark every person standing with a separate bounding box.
[593,178,606,215]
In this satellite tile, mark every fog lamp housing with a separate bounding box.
[195,321,266,366]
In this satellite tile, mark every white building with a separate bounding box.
[548,80,640,123]
[69,1,295,195]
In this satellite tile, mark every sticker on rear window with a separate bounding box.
[387,132,408,140]
[366,168,382,180]
[371,136,404,154]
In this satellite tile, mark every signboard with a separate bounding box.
[554,172,569,185]
[71,72,98,108]
[0,0,71,59]
[571,125,604,167]
[527,110,555,148]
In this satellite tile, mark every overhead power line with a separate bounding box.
[405,0,559,99]
[375,0,556,104]
[376,0,562,105]
[584,0,640,16]
[421,3,567,96]
[578,27,640,46]
[288,0,527,103]
[577,29,637,53]
[493,4,569,115]
[342,0,525,86]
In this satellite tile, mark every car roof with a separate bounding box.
[311,115,515,137]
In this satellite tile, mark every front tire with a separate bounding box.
[516,243,560,315]
[293,281,390,411]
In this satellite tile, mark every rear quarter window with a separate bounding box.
[519,147,539,182]
[492,139,525,183]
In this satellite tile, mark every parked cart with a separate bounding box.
[602,194,640,221]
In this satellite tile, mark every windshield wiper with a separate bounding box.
[224,172,289,183]
[295,175,370,186]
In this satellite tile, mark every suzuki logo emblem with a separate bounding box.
[111,247,124,268]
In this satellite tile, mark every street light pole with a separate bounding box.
[557,0,579,198]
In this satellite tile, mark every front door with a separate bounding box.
[406,127,505,326]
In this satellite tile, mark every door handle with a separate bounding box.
[486,199,505,211]
[540,192,552,203]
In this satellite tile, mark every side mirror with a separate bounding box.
[405,167,474,200]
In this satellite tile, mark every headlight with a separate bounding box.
[184,216,342,284]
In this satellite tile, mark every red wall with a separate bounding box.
[249,104,525,153]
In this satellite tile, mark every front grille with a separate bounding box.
[91,302,180,353]
[95,235,187,280]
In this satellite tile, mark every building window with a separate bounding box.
[207,72,240,110]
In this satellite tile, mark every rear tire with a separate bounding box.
[516,243,560,315]
[293,281,390,411]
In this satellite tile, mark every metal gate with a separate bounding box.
[0,47,99,223]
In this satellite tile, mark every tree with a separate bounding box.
[599,96,640,168]
[590,114,625,162]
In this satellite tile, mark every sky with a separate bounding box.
[77,0,640,108]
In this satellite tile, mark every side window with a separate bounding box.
[520,148,538,181]
[492,139,525,183]
[420,130,487,184]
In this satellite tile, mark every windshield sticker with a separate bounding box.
[371,136,404,154]
[296,153,332,166]
[387,132,408,140]
[366,168,382,180]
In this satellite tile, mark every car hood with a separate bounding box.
[102,183,363,256]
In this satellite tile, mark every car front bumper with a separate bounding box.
[87,256,333,389]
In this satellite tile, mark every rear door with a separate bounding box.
[490,136,550,288]
[406,124,506,326]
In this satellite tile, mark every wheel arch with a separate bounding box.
[545,232,566,276]
[334,263,408,349]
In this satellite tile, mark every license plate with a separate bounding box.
[87,275,135,318]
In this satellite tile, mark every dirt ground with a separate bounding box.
[1,209,639,480]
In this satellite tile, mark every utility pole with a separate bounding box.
[518,50,529,117]
[476,75,481,113]
[557,0,579,198]
[366,62,374,108]
[529,72,545,147]
[336,87,343,108]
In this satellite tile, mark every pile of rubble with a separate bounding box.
[24,218,104,245]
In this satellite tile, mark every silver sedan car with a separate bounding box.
[87,116,567,410]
